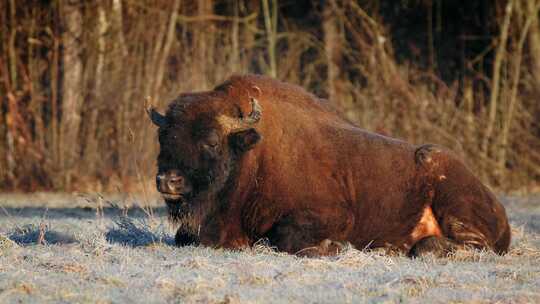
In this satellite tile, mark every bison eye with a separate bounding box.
[202,142,217,150]
[203,131,220,148]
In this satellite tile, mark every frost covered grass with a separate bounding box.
[0,193,539,303]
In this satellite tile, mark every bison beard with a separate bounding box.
[166,200,199,246]
[165,168,223,246]
[147,75,511,258]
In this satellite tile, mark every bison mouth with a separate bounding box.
[159,185,195,205]
[161,192,186,201]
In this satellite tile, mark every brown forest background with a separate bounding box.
[1,0,539,193]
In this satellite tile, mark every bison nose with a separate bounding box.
[167,175,185,193]
[156,172,190,195]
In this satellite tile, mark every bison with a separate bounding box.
[147,74,510,257]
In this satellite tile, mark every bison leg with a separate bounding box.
[414,144,511,255]
[266,210,353,257]
[175,228,199,246]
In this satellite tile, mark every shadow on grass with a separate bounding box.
[105,216,175,247]
[0,206,168,220]
[9,224,78,246]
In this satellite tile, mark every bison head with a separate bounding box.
[146,87,262,244]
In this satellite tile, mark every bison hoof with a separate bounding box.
[415,144,443,167]
[409,236,457,258]
[175,229,199,247]
[296,239,348,257]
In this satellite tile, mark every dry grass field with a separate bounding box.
[2,2,539,303]
[0,193,539,303]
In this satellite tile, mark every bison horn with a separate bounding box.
[217,97,263,133]
[244,97,262,125]
[145,96,166,127]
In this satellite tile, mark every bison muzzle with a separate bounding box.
[147,75,511,257]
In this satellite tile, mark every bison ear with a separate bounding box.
[229,128,261,153]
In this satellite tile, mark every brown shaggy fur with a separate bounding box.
[150,74,511,257]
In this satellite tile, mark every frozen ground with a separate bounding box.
[0,193,539,303]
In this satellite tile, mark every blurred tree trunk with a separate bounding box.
[323,1,343,104]
[527,1,540,146]
[7,0,17,88]
[152,0,181,96]
[482,0,513,159]
[0,0,17,187]
[0,4,5,187]
[324,0,353,121]
[496,0,540,178]
[111,0,130,183]
[261,0,278,78]
[28,7,46,156]
[83,3,108,174]
[230,1,240,71]
[526,0,540,86]
[111,0,128,58]
[193,0,214,88]
[59,0,83,188]
[239,0,259,71]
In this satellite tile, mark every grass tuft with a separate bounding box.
[9,224,77,246]
[105,216,174,247]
